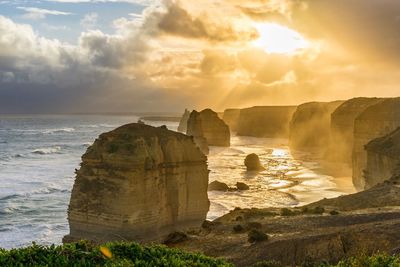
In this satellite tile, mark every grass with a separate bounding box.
[0,241,232,267]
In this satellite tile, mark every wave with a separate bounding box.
[32,146,62,155]
[42,128,75,134]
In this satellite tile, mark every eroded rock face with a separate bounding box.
[364,128,400,189]
[177,109,190,133]
[237,106,296,137]
[222,109,241,132]
[353,98,400,190]
[186,109,230,150]
[329,97,384,163]
[289,101,344,150]
[64,123,209,244]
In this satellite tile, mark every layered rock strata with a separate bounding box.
[222,109,241,132]
[364,128,400,188]
[353,98,400,190]
[64,123,209,244]
[177,109,191,133]
[329,97,383,163]
[289,101,344,150]
[186,109,230,151]
[236,106,296,138]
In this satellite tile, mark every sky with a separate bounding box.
[0,0,400,113]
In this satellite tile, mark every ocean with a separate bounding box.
[0,115,354,249]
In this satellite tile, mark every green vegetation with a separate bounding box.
[332,253,400,267]
[0,241,232,267]
[247,229,268,243]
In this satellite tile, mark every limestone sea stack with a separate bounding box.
[222,109,241,132]
[186,109,230,152]
[177,109,191,133]
[364,127,400,189]
[237,106,296,138]
[63,123,209,244]
[352,98,400,190]
[289,101,344,150]
[329,97,384,163]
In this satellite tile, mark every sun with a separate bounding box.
[253,23,310,54]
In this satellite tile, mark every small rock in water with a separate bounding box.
[208,181,230,191]
[244,153,265,171]
[163,232,188,244]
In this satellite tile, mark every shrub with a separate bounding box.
[248,229,268,243]
[330,210,339,216]
[233,224,245,233]
[0,241,232,267]
[280,208,295,216]
[251,260,281,267]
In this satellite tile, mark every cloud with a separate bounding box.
[17,7,73,20]
[80,12,98,29]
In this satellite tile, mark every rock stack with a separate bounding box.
[186,109,230,154]
[63,123,209,244]
[177,109,191,133]
[352,98,400,190]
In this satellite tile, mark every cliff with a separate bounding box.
[177,109,191,133]
[222,109,241,132]
[63,123,209,244]
[186,109,230,149]
[329,98,384,163]
[353,98,400,190]
[289,101,344,150]
[175,177,400,266]
[236,106,297,138]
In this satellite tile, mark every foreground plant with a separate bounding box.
[0,241,232,267]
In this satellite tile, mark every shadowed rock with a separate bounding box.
[63,123,209,244]
[186,109,230,152]
[236,106,296,138]
[353,98,400,190]
[208,181,230,191]
[329,97,384,163]
[244,153,265,171]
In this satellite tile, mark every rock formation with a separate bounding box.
[244,153,265,171]
[186,109,230,151]
[63,123,210,244]
[363,128,400,189]
[329,97,384,163]
[208,181,230,191]
[177,109,191,133]
[236,106,296,138]
[289,101,344,150]
[353,98,400,190]
[222,109,241,132]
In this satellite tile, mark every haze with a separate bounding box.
[1,0,400,113]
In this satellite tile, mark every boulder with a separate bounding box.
[364,127,400,188]
[353,98,400,190]
[63,123,209,244]
[177,109,191,133]
[222,109,241,132]
[244,153,265,171]
[186,109,230,150]
[237,106,297,138]
[289,101,344,150]
[208,181,230,191]
[329,97,384,163]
